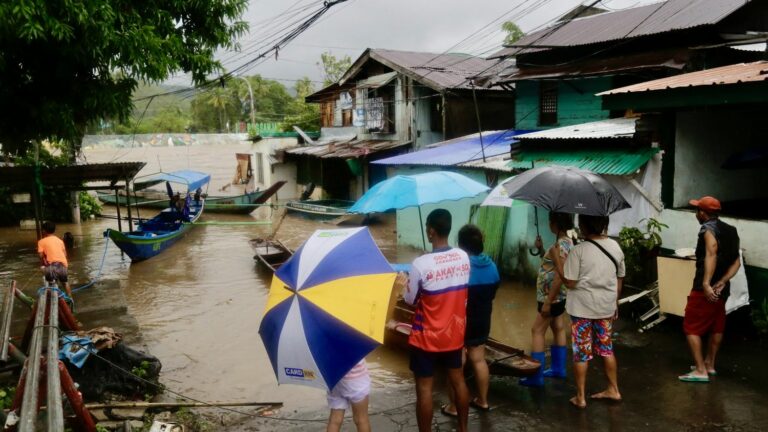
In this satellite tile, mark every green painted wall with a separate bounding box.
[515,77,614,130]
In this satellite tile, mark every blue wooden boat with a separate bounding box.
[105,170,210,262]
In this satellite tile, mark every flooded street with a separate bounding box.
[1,142,766,430]
[0,143,537,416]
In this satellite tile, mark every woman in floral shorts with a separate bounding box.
[563,215,626,408]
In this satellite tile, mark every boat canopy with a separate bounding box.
[133,170,211,192]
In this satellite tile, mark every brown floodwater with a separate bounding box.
[0,142,545,415]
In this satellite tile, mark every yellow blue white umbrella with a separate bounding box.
[258,227,395,390]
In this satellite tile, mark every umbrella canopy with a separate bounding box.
[347,171,490,214]
[480,177,527,208]
[258,227,396,390]
[503,166,630,216]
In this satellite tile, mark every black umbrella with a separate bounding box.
[503,166,631,216]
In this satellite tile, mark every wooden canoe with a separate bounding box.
[106,200,204,262]
[97,180,286,214]
[285,199,354,218]
[249,238,293,272]
[385,301,540,377]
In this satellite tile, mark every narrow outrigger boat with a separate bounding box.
[249,238,293,271]
[386,301,540,377]
[105,170,210,262]
[96,180,285,214]
[285,199,354,218]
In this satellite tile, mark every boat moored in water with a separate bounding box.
[248,238,293,272]
[285,199,354,218]
[105,170,210,262]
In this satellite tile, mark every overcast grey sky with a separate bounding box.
[171,0,659,87]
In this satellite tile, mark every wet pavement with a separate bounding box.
[1,142,767,430]
[233,315,768,431]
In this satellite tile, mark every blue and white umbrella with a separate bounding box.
[258,227,396,390]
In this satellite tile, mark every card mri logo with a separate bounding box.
[285,367,316,380]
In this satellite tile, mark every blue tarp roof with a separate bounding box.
[371,130,533,166]
[134,170,211,191]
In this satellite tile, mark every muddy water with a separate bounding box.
[0,142,544,414]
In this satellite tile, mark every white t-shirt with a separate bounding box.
[564,238,626,319]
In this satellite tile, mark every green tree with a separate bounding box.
[189,76,293,132]
[207,88,232,132]
[502,21,525,45]
[0,0,248,155]
[318,52,352,86]
[281,78,320,132]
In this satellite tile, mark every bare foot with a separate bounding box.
[569,396,586,409]
[590,389,622,401]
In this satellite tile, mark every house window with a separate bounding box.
[340,92,354,126]
[366,83,396,133]
[539,81,558,126]
[320,101,335,127]
[255,152,265,184]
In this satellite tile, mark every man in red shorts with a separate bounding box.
[403,209,470,432]
[679,196,740,383]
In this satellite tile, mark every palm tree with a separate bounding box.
[207,88,230,132]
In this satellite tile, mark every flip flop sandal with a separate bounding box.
[470,399,491,412]
[690,366,717,376]
[678,373,710,383]
[440,405,458,418]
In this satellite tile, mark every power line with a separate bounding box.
[134,0,350,103]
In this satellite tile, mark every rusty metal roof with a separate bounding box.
[285,139,411,159]
[341,49,505,91]
[0,162,146,189]
[515,118,637,140]
[493,49,688,83]
[491,0,751,57]
[598,61,768,95]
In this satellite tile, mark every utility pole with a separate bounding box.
[237,76,256,129]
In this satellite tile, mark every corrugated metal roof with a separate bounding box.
[341,49,506,91]
[506,148,659,175]
[491,0,751,57]
[356,72,397,89]
[515,118,637,140]
[492,49,688,83]
[372,130,529,166]
[459,155,514,172]
[285,139,410,159]
[598,61,768,95]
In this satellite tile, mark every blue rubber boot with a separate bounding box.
[543,345,567,378]
[519,351,546,387]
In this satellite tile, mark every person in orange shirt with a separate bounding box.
[37,221,71,296]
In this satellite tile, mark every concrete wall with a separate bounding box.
[673,110,768,207]
[82,133,248,149]
[252,137,300,200]
[660,208,768,303]
[515,77,613,130]
[660,209,768,270]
